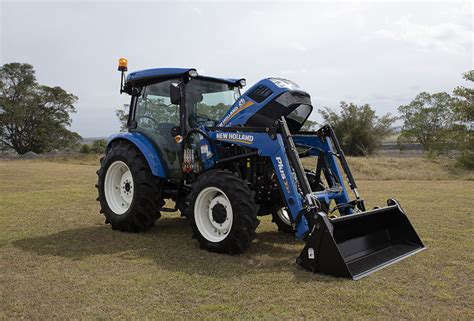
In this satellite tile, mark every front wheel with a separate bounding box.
[187,170,259,254]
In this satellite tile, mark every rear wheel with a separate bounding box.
[187,170,259,254]
[96,141,163,232]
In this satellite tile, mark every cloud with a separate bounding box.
[289,41,307,52]
[375,17,473,54]
[192,7,202,16]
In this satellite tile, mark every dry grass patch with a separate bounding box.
[302,156,473,180]
[1,160,473,319]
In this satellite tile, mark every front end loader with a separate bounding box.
[96,59,425,279]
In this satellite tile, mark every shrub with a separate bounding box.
[319,102,395,156]
[79,144,91,154]
[90,139,107,154]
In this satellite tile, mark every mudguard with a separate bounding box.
[107,132,167,178]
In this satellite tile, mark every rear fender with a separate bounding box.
[107,132,167,179]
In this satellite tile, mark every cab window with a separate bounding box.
[134,80,181,178]
[186,79,239,127]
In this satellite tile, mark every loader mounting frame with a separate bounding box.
[205,119,425,279]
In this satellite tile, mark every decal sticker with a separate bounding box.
[218,99,254,126]
[216,132,254,144]
[308,248,315,259]
[276,156,290,193]
[200,144,209,156]
[269,77,300,90]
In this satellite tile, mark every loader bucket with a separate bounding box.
[297,199,425,280]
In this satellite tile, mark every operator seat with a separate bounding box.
[186,91,205,127]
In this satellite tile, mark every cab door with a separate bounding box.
[132,80,182,179]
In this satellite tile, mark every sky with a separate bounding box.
[1,1,472,137]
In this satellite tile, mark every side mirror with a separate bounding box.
[170,82,181,105]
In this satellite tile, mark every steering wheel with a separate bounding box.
[136,115,161,129]
[190,114,215,127]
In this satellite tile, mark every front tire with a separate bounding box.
[96,141,163,232]
[271,169,328,234]
[187,170,259,254]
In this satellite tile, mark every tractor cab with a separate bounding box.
[119,64,245,179]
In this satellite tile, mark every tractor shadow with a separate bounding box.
[13,216,337,281]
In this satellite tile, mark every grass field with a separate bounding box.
[1,158,473,319]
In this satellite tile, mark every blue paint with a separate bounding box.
[292,134,352,214]
[114,69,353,239]
[218,78,293,127]
[107,132,167,178]
[208,130,310,238]
[208,129,355,238]
[126,68,244,86]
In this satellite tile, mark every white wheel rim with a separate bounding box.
[194,186,233,242]
[104,161,134,215]
[277,207,292,226]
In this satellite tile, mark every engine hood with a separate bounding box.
[217,78,313,133]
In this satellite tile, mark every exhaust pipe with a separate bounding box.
[297,199,425,280]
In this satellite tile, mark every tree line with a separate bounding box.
[301,70,472,168]
[1,62,472,168]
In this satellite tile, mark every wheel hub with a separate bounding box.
[104,161,134,215]
[194,187,233,242]
[211,203,227,224]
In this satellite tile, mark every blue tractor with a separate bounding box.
[96,59,425,279]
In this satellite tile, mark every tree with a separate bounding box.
[398,92,455,156]
[90,139,107,154]
[116,101,232,130]
[79,144,91,154]
[301,118,318,131]
[319,102,395,156]
[452,70,473,168]
[0,63,81,154]
[116,104,129,132]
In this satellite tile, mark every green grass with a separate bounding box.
[1,160,473,319]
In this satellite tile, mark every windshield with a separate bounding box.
[186,79,240,127]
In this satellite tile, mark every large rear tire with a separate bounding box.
[186,170,259,254]
[96,141,163,232]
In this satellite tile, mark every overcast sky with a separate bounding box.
[1,1,472,137]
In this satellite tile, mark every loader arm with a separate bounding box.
[207,120,365,239]
[207,119,425,279]
[207,126,312,238]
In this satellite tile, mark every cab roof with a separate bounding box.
[126,68,244,87]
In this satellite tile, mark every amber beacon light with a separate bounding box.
[118,57,128,94]
[118,57,128,72]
